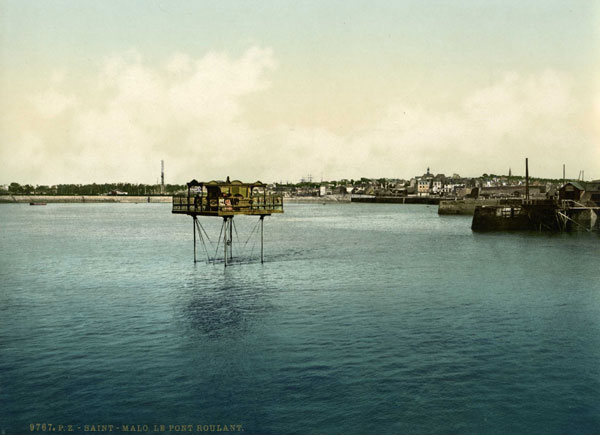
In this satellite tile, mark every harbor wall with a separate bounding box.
[0,195,172,204]
[568,208,599,232]
[471,205,532,231]
[470,201,589,232]
[438,199,519,215]
[351,196,440,205]
[284,194,351,203]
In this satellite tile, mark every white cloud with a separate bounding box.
[32,89,77,119]
[20,47,277,183]
[165,53,193,75]
[1,48,597,184]
[268,69,588,180]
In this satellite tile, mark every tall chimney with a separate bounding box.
[525,158,529,200]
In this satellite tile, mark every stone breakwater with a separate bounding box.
[284,194,351,203]
[0,195,172,204]
[351,196,440,205]
[438,198,521,215]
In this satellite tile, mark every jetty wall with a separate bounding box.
[471,205,532,231]
[0,195,172,204]
[568,208,599,232]
[438,199,509,215]
[284,194,351,203]
[351,196,440,205]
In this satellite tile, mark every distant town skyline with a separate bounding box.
[1,165,589,189]
[1,1,599,184]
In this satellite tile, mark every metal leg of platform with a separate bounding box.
[223,217,228,267]
[260,215,264,264]
[229,217,233,260]
[193,216,197,263]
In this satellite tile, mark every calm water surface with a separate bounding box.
[1,203,599,434]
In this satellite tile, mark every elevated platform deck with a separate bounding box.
[172,178,284,265]
[171,178,283,217]
[172,195,283,216]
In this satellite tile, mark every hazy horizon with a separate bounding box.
[2,1,599,185]
[2,165,594,187]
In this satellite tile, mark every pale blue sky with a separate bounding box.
[1,0,599,183]
[3,1,596,74]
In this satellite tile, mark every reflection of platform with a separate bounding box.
[172,179,283,217]
[172,178,284,265]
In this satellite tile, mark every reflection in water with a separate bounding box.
[181,268,276,340]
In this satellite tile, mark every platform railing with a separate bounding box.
[172,194,283,214]
[560,199,600,210]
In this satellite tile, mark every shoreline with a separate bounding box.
[0,195,172,204]
[283,195,351,203]
[0,195,354,204]
[1,194,455,206]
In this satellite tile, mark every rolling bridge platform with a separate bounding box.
[172,178,283,265]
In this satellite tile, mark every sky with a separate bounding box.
[1,0,599,184]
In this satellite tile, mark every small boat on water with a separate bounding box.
[29,202,47,206]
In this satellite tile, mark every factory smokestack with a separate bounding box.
[161,160,165,194]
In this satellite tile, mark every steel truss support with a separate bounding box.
[221,216,235,267]
[190,215,268,265]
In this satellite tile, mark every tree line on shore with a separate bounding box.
[2,182,186,196]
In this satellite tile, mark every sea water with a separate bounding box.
[1,203,599,434]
